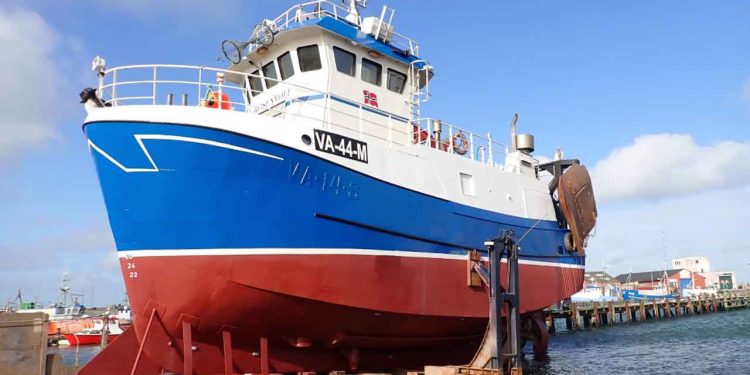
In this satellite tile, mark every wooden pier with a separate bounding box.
[548,292,750,331]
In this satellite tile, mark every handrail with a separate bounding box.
[94,64,504,168]
[412,118,508,167]
[266,1,419,56]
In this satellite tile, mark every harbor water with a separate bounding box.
[527,307,750,374]
[50,308,749,374]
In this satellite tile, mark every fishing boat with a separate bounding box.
[79,1,597,373]
[14,274,95,336]
[62,319,123,346]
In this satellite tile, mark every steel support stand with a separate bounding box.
[222,330,233,375]
[130,308,157,375]
[182,321,193,375]
[485,231,522,373]
[260,336,270,375]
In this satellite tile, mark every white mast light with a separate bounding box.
[91,56,106,76]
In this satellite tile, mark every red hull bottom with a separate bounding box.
[105,252,583,374]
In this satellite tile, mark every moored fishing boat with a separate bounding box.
[14,274,96,336]
[62,319,123,346]
[79,1,597,373]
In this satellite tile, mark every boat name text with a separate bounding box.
[313,130,368,163]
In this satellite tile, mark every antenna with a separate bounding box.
[59,273,71,307]
[221,21,274,64]
[347,0,367,15]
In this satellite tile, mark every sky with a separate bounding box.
[0,0,749,306]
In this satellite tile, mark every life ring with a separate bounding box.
[207,91,231,110]
[452,131,469,155]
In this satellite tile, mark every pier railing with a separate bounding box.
[95,64,508,168]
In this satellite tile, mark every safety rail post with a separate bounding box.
[404,120,414,146]
[487,133,494,166]
[469,132,475,160]
[357,104,365,138]
[197,67,203,106]
[111,70,118,106]
[152,66,158,105]
[448,124,454,154]
[427,119,432,149]
[387,116,393,146]
[98,72,104,99]
[217,72,225,110]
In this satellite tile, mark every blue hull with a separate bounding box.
[84,121,581,265]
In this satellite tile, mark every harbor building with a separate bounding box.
[702,271,737,290]
[615,269,706,293]
[672,256,711,273]
[672,256,737,290]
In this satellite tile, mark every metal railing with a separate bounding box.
[268,1,419,56]
[412,118,508,167]
[95,64,505,168]
[99,64,252,110]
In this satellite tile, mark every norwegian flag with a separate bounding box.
[363,90,378,108]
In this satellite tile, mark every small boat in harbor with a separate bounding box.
[14,274,96,336]
[61,319,123,346]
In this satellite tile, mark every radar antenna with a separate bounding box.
[221,21,275,64]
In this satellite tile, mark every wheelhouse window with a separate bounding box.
[387,69,407,93]
[361,58,382,85]
[248,70,263,97]
[297,45,321,72]
[262,61,278,88]
[277,51,295,80]
[333,46,356,76]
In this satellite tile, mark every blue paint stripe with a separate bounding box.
[85,121,571,262]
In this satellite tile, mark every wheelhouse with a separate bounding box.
[91,1,533,174]
[224,1,430,146]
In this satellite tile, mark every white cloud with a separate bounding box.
[586,185,750,284]
[591,133,750,202]
[0,6,61,162]
[0,221,120,305]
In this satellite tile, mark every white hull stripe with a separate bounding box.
[88,134,283,173]
[117,248,585,269]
